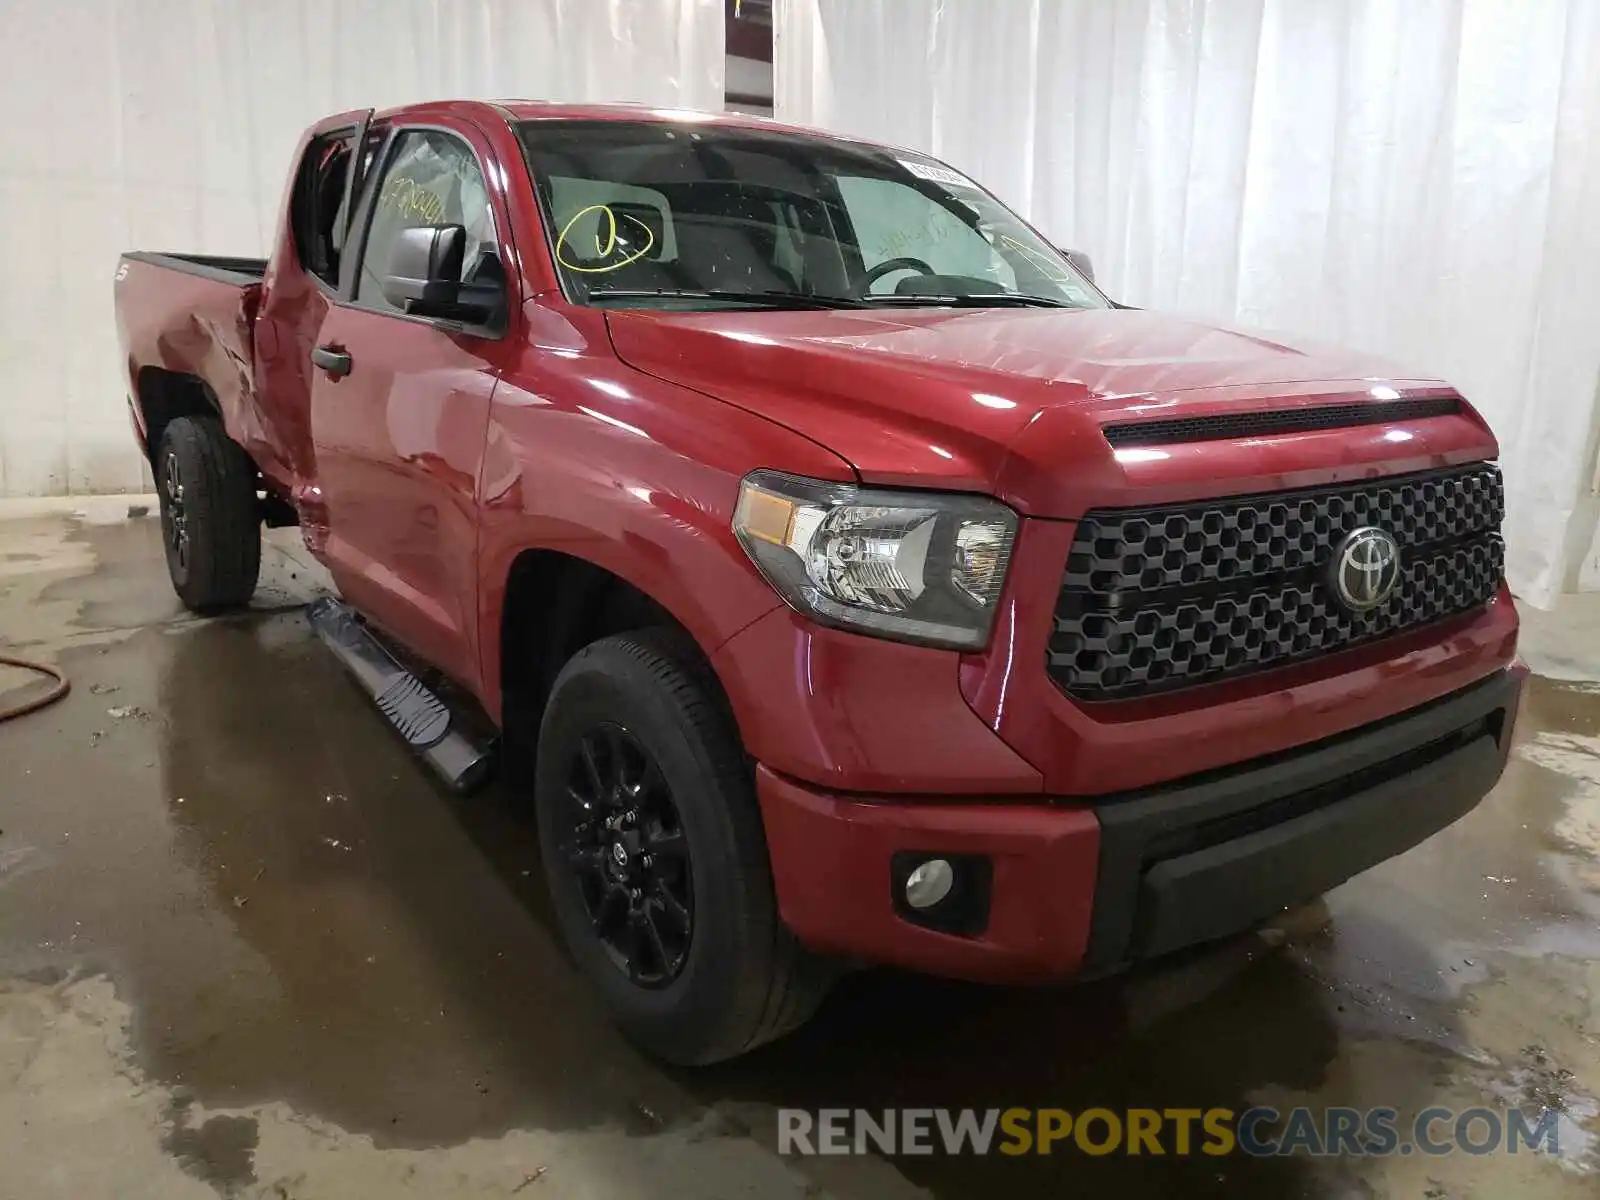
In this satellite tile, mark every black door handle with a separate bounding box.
[311,345,353,378]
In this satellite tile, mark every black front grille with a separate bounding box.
[1047,463,1505,701]
[1102,395,1461,446]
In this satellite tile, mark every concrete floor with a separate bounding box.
[1,503,1598,1199]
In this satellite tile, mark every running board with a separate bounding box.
[306,597,494,794]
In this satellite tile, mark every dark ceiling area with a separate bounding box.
[727,0,773,63]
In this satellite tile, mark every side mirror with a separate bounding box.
[1060,247,1095,284]
[382,224,502,327]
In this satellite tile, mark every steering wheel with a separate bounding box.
[855,256,936,297]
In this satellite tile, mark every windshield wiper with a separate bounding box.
[586,288,867,310]
[586,286,1076,311]
[860,292,1074,308]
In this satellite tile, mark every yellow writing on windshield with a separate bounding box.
[557,204,657,273]
[1000,234,1072,283]
[875,213,955,262]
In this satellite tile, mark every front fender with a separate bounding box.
[475,338,855,722]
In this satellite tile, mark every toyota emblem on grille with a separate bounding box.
[1330,526,1401,611]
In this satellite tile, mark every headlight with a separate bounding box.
[733,470,1019,650]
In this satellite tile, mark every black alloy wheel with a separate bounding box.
[534,630,835,1063]
[557,721,693,987]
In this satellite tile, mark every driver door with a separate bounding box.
[307,119,518,690]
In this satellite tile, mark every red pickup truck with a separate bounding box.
[114,100,1523,1064]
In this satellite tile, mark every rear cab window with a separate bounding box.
[289,132,356,287]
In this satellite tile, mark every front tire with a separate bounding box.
[534,630,832,1064]
[155,416,261,613]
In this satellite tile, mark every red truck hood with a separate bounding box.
[605,307,1497,516]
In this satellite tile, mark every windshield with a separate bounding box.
[514,119,1106,311]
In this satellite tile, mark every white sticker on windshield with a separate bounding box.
[897,158,979,190]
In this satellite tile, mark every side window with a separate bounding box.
[290,132,355,287]
[355,130,498,313]
[834,175,1016,291]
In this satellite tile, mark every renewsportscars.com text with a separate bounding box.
[778,1106,1562,1158]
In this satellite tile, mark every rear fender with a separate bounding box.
[117,258,264,467]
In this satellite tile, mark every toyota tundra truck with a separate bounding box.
[113,100,1523,1064]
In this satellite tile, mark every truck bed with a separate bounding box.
[121,251,268,286]
[114,249,283,488]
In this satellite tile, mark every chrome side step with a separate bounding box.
[306,597,494,794]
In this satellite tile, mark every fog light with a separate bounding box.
[904,858,955,909]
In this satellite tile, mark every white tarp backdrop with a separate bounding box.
[0,0,723,498]
[775,0,1600,607]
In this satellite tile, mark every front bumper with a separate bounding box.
[757,665,1525,983]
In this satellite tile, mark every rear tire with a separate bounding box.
[534,629,833,1064]
[155,416,261,613]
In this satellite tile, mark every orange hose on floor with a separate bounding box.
[0,653,70,722]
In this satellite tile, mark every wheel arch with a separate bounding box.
[134,367,222,464]
[495,547,749,779]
